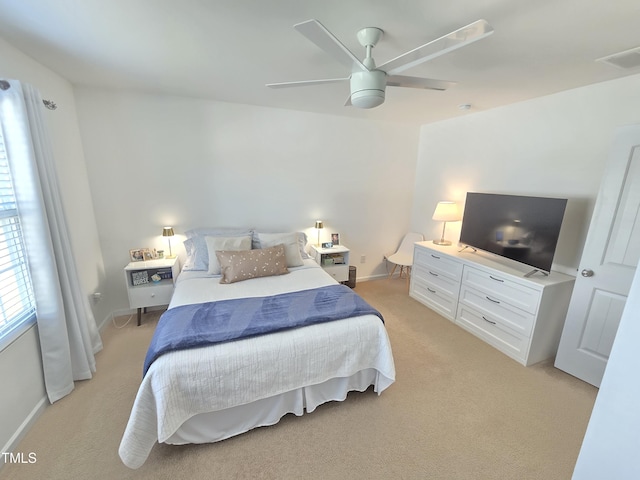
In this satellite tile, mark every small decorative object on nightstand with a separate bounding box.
[309,244,350,283]
[124,257,180,326]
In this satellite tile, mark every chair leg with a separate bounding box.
[388,264,397,279]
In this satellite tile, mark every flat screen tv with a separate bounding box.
[459,192,567,275]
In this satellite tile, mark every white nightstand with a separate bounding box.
[309,244,350,283]
[124,257,180,326]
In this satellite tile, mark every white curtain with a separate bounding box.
[0,80,102,403]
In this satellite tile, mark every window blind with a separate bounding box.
[0,128,36,340]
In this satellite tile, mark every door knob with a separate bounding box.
[581,269,594,277]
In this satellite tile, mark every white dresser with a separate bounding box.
[410,242,575,366]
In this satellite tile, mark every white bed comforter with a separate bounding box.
[119,261,395,469]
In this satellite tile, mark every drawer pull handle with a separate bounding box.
[431,254,441,259]
[489,275,504,282]
[482,316,496,325]
[427,287,436,293]
[486,296,500,304]
[429,271,439,277]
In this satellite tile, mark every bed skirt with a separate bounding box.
[166,368,385,444]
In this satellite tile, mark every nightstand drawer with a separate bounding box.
[323,264,349,282]
[127,283,174,309]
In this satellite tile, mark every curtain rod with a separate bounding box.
[0,79,57,110]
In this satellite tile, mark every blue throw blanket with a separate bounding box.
[143,284,384,376]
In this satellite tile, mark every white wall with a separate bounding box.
[0,37,105,456]
[73,88,420,316]
[572,261,640,479]
[411,73,640,274]
[411,75,640,477]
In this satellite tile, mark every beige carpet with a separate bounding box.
[2,278,597,480]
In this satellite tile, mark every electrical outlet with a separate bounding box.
[360,255,366,263]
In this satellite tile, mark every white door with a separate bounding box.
[555,125,640,387]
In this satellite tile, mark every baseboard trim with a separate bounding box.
[0,395,47,469]
[97,312,114,333]
[355,273,389,282]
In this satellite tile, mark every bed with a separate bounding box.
[118,229,396,469]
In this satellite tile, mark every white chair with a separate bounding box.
[387,232,424,282]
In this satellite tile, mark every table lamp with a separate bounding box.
[432,202,461,246]
[162,226,176,258]
[314,220,323,246]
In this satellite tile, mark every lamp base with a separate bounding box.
[433,239,452,246]
[165,254,177,259]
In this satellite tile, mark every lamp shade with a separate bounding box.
[315,220,323,229]
[162,226,175,237]
[432,202,461,222]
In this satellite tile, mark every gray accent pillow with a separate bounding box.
[216,244,289,284]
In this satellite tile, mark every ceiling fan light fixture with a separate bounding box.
[269,19,493,109]
[350,70,386,108]
[351,89,385,108]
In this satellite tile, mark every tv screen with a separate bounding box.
[459,192,567,274]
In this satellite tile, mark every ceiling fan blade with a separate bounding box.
[386,75,456,91]
[266,77,349,89]
[294,19,368,73]
[379,19,494,75]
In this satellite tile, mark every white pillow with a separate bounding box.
[252,230,310,259]
[183,229,254,271]
[257,232,304,267]
[186,227,253,238]
[205,235,252,275]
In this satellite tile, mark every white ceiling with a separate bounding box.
[1,0,640,125]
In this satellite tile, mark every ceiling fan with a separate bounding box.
[267,19,494,109]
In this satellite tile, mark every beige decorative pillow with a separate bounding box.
[257,232,304,267]
[205,235,252,275]
[216,244,289,284]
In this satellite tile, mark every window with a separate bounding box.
[0,127,36,349]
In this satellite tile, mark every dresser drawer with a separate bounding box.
[414,247,463,281]
[128,283,174,309]
[462,266,541,314]
[413,264,460,298]
[459,285,535,337]
[410,279,458,321]
[456,304,528,364]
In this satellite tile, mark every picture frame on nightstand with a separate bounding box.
[331,233,340,245]
[130,248,154,262]
[129,249,145,262]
